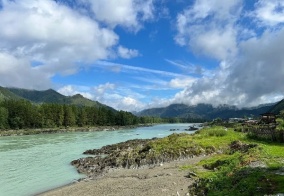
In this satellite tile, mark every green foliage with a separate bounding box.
[0,86,24,101]
[187,145,284,195]
[196,126,228,137]
[0,107,8,129]
[0,100,154,131]
[269,99,284,114]
[181,126,284,196]
[6,87,114,109]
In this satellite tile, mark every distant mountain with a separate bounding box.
[1,87,115,111]
[0,86,24,101]
[268,99,284,114]
[137,103,275,120]
[7,88,68,103]
[69,93,115,111]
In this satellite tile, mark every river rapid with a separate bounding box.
[0,123,198,196]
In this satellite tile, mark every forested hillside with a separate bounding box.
[268,99,284,114]
[7,87,113,110]
[0,86,24,101]
[0,99,162,129]
[138,103,275,120]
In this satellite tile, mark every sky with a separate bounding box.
[0,0,284,112]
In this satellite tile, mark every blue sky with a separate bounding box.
[1,0,284,111]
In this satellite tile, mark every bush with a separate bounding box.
[197,127,228,137]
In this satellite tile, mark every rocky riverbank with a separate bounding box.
[40,127,284,195]
[40,132,215,196]
[40,156,209,196]
[71,133,215,180]
[0,124,152,137]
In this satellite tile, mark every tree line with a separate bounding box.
[0,100,164,130]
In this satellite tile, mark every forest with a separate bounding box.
[0,99,164,130]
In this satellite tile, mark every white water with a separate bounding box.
[0,124,197,196]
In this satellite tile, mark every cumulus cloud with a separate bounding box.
[0,0,147,90]
[57,83,145,111]
[171,0,284,108]
[93,83,116,96]
[93,84,146,111]
[0,0,119,87]
[253,0,284,27]
[0,52,51,89]
[117,46,139,59]
[175,0,241,60]
[0,0,119,61]
[57,85,94,99]
[168,78,196,89]
[227,29,284,105]
[88,0,155,31]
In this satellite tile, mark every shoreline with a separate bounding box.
[0,124,155,137]
[38,155,209,196]
[38,131,209,196]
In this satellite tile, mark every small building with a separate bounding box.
[259,113,276,124]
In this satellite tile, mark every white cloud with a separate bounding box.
[95,61,186,78]
[0,52,51,89]
[0,0,118,62]
[57,85,94,99]
[93,84,147,111]
[253,0,284,27]
[226,28,284,105]
[168,78,196,89]
[58,83,146,111]
[175,0,241,60]
[165,59,205,76]
[170,24,284,108]
[93,83,116,96]
[0,0,143,90]
[88,0,155,31]
[117,46,139,59]
[121,97,144,111]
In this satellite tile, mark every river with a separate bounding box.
[0,123,198,196]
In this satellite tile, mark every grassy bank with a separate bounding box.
[74,125,283,196]
[173,126,284,195]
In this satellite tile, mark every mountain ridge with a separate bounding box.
[1,86,283,119]
[137,102,277,120]
[268,99,284,114]
[0,86,115,111]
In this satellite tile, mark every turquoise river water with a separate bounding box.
[0,123,198,196]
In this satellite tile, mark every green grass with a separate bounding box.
[192,127,246,150]
[165,126,284,195]
[187,150,284,195]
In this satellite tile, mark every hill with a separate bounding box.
[7,88,68,103]
[268,99,284,114]
[1,86,115,110]
[137,103,275,120]
[0,86,24,101]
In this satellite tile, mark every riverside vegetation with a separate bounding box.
[72,125,284,195]
[0,99,166,136]
[0,99,201,136]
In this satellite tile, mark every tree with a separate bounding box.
[63,105,76,127]
[77,107,87,127]
[54,104,64,127]
[0,107,8,129]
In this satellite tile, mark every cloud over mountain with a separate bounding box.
[1,0,284,111]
